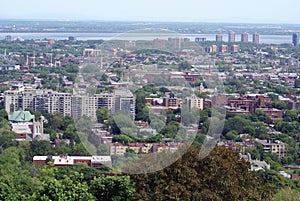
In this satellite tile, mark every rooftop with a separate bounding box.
[8,109,35,122]
[255,139,285,145]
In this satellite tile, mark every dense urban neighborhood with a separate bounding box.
[1,21,300,200]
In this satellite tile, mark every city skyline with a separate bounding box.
[1,0,300,24]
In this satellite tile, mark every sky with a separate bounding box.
[1,0,300,24]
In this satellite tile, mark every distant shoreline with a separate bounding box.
[0,20,300,36]
[0,31,295,36]
[1,19,300,25]
[0,32,293,44]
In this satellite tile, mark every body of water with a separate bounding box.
[0,32,293,45]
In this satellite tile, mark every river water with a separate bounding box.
[0,32,293,44]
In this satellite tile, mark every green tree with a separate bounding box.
[97,144,110,156]
[89,176,136,201]
[272,101,287,110]
[56,141,72,155]
[0,147,40,199]
[259,170,289,191]
[268,93,279,101]
[0,129,17,151]
[71,143,91,156]
[34,173,95,201]
[158,87,170,94]
[273,187,300,201]
[294,78,300,88]
[0,178,21,200]
[96,108,110,123]
[112,134,135,144]
[225,130,238,140]
[253,109,272,124]
[160,121,180,138]
[63,124,78,142]
[30,140,55,156]
[131,146,273,201]
[253,122,268,138]
[283,110,299,122]
[223,115,252,134]
[178,61,191,71]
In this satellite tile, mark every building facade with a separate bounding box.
[33,155,111,168]
[253,33,260,44]
[186,95,204,111]
[216,34,223,42]
[8,109,48,141]
[113,90,135,119]
[241,33,249,43]
[231,45,240,52]
[228,31,235,43]
[4,86,135,121]
[255,139,287,159]
[292,33,299,47]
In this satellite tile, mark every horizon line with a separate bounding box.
[1,18,300,25]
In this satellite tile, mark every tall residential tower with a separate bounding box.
[253,33,260,44]
[228,31,235,43]
[216,34,223,42]
[292,33,299,47]
[241,33,249,43]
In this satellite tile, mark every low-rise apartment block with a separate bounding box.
[255,139,287,159]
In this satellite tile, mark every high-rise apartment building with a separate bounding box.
[71,96,97,120]
[4,91,21,114]
[34,96,50,113]
[113,90,135,120]
[4,86,136,121]
[231,45,240,53]
[204,45,218,53]
[48,93,72,116]
[5,35,12,42]
[292,33,299,47]
[253,33,260,44]
[153,38,166,49]
[95,93,115,110]
[241,32,249,43]
[228,31,235,43]
[216,34,223,42]
[5,88,72,117]
[4,85,32,113]
[195,37,206,42]
[211,45,218,53]
[219,45,228,53]
[168,38,182,49]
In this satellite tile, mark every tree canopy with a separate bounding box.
[130,146,273,201]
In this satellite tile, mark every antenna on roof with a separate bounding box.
[100,51,103,70]
[33,52,36,67]
[50,54,53,67]
[26,55,29,66]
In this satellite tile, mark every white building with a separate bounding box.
[186,94,203,111]
[71,96,97,120]
[4,85,135,121]
[114,89,135,119]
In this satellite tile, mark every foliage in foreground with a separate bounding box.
[130,146,273,201]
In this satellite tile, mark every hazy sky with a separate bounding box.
[1,0,299,23]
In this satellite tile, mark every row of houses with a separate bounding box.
[146,93,204,112]
[211,94,284,121]
[109,142,184,155]
[218,138,288,159]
